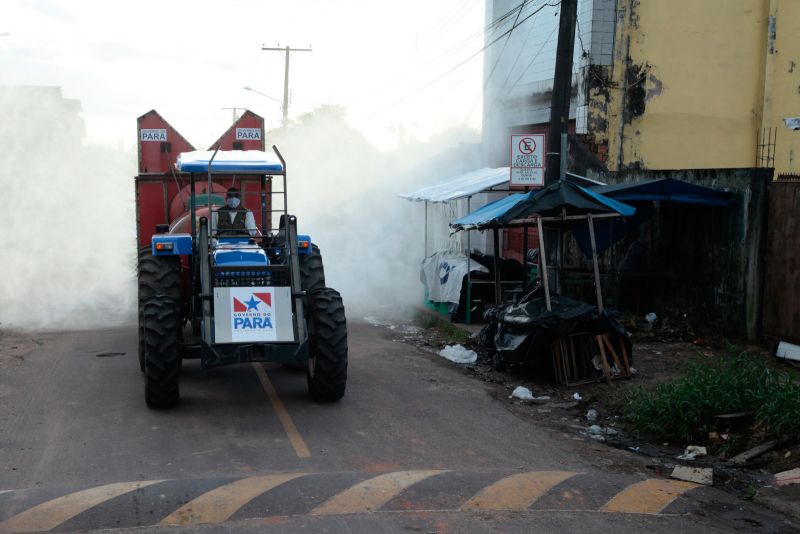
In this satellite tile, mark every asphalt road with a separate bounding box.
[0,321,795,533]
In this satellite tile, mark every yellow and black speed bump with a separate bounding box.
[56,477,237,532]
[529,472,643,511]
[0,469,707,533]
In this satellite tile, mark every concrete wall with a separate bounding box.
[589,0,800,174]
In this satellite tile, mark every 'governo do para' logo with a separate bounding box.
[228,288,278,342]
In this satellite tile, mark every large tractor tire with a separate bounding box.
[142,298,181,409]
[299,244,325,293]
[306,288,348,402]
[137,246,181,372]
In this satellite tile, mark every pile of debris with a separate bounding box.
[479,287,633,383]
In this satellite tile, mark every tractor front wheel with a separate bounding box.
[306,288,348,402]
[143,298,181,409]
[299,244,326,294]
[138,246,181,372]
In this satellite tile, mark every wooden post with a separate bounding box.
[493,227,502,304]
[466,196,472,324]
[424,200,428,258]
[587,213,604,312]
[537,217,552,311]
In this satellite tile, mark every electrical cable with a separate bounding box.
[358,1,561,120]
[347,0,551,106]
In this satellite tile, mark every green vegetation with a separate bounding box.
[625,354,800,444]
[415,311,471,344]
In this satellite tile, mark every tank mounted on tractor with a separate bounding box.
[134,110,347,409]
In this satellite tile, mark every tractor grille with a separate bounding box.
[213,266,290,287]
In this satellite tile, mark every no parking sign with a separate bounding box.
[510,134,545,186]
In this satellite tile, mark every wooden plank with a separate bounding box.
[763,182,800,341]
[595,335,612,383]
[537,217,552,311]
[587,214,604,312]
[619,339,631,373]
[601,335,627,376]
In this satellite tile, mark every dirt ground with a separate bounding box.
[0,330,42,365]
[397,311,800,511]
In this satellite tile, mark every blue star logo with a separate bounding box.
[245,296,260,311]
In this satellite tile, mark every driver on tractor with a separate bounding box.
[211,187,257,236]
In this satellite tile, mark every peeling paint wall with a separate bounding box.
[590,0,800,173]
[762,0,800,173]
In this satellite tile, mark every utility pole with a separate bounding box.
[544,0,578,185]
[261,45,312,127]
[222,107,244,123]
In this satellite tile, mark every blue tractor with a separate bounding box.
[137,147,347,408]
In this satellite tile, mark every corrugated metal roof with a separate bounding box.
[400,167,509,203]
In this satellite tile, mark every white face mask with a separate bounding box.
[226,197,241,209]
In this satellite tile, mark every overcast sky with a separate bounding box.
[1,0,484,150]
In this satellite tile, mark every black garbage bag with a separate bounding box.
[479,286,632,369]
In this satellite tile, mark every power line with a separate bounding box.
[352,0,529,102]
[483,0,527,87]
[483,22,559,119]
[483,0,551,90]
[360,1,560,120]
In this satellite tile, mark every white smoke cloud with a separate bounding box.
[0,87,136,331]
[0,93,477,331]
[269,105,480,320]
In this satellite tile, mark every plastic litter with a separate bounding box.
[510,386,535,400]
[588,425,618,437]
[775,467,800,487]
[677,445,707,461]
[586,409,598,422]
[671,466,713,485]
[645,312,657,324]
[438,344,477,364]
[573,392,583,401]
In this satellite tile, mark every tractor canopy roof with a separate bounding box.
[176,150,284,174]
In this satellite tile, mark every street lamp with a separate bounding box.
[244,86,285,129]
[243,86,283,106]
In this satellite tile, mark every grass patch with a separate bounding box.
[414,309,471,344]
[625,353,800,444]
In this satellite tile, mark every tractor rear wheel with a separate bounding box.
[143,298,181,409]
[306,288,348,402]
[138,246,181,372]
[299,244,326,294]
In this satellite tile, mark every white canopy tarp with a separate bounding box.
[400,167,509,203]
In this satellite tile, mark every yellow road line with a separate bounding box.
[0,480,163,534]
[160,473,306,526]
[253,362,311,458]
[310,470,447,515]
[461,471,579,511]
[601,479,698,514]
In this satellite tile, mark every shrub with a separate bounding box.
[625,354,800,443]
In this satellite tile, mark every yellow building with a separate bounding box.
[587,0,800,174]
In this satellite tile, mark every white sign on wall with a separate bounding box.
[235,128,262,140]
[141,129,167,141]
[510,134,545,186]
